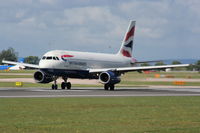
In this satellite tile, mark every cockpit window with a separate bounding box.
[46,56,52,60]
[42,56,59,60]
[42,56,46,60]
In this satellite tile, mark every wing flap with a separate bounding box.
[89,64,190,73]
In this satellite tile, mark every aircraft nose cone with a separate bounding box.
[39,60,53,68]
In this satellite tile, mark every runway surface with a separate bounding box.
[1,87,200,98]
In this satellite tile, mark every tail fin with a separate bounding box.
[118,21,136,57]
[18,57,24,63]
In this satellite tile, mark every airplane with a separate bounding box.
[1,58,25,70]
[2,21,189,90]
[0,65,14,70]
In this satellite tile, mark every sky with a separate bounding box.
[0,0,199,60]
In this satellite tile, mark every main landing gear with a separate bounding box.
[51,76,71,90]
[61,77,71,90]
[104,84,115,91]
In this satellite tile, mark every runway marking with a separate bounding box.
[23,88,200,93]
[29,89,91,92]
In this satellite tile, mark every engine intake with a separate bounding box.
[34,70,53,83]
[99,71,121,84]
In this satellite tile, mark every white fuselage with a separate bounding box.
[39,50,132,70]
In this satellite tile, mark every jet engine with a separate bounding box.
[34,70,53,83]
[99,71,121,84]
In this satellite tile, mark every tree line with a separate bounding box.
[0,47,39,65]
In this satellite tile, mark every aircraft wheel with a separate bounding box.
[110,84,115,91]
[67,82,71,89]
[54,85,58,90]
[104,84,109,90]
[52,84,55,90]
[52,84,58,90]
[61,82,66,89]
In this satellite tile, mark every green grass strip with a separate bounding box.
[121,81,200,86]
[0,97,200,133]
[0,75,32,79]
[0,70,36,73]
[0,81,200,88]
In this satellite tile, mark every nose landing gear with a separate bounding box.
[52,76,58,90]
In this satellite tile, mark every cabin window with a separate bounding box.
[53,57,56,60]
[56,57,59,60]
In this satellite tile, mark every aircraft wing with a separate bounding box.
[2,60,40,69]
[89,64,190,73]
[134,60,162,64]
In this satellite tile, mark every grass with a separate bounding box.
[0,82,50,88]
[0,71,200,132]
[121,81,200,86]
[0,71,200,88]
[123,71,200,79]
[0,82,102,88]
[0,97,200,133]
[1,81,200,88]
[0,70,36,73]
[0,75,32,79]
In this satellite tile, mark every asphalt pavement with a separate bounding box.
[0,87,200,98]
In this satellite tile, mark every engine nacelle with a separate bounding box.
[34,70,53,83]
[99,71,121,84]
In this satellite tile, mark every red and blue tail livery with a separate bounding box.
[119,21,135,57]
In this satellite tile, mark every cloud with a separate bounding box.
[17,17,47,29]
[54,6,120,26]
[51,6,127,53]
[18,17,36,25]
[15,10,26,18]
[119,1,170,16]
[0,0,199,59]
[118,1,170,39]
[176,0,200,14]
[39,0,56,5]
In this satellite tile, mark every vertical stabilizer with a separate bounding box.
[118,21,136,57]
